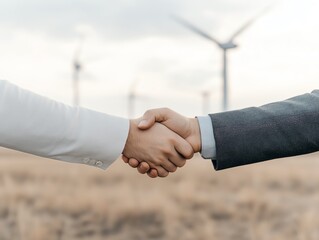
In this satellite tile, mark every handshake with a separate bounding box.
[122,108,201,178]
[1,80,316,176]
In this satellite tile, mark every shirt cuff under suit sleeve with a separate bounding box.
[196,116,216,159]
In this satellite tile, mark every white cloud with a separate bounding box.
[0,0,273,40]
[0,0,319,118]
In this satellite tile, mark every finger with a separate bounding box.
[122,155,129,163]
[174,136,194,159]
[137,162,150,174]
[155,166,169,178]
[159,158,178,173]
[147,169,159,178]
[138,108,172,130]
[128,158,140,168]
[168,153,187,168]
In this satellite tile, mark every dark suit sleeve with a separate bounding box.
[209,90,319,170]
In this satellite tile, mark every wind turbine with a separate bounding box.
[173,6,271,111]
[72,39,106,107]
[201,90,212,114]
[128,78,140,118]
[72,42,83,107]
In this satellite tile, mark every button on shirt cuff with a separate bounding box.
[196,116,216,159]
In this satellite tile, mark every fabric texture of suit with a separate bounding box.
[210,90,319,170]
[0,80,129,170]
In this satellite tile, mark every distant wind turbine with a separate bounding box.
[72,39,106,106]
[173,6,271,111]
[128,78,140,118]
[72,42,83,107]
[201,90,212,114]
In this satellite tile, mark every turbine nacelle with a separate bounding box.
[219,42,238,50]
[74,60,82,71]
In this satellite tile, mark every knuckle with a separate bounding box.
[138,167,146,174]
[153,158,162,166]
[141,162,149,168]
[178,160,186,168]
[159,171,169,178]
[148,172,157,178]
[162,107,171,113]
[169,136,176,143]
[170,166,177,172]
[144,109,152,116]
[182,146,194,159]
[163,148,172,155]
[186,149,194,159]
[160,146,172,155]
[165,164,174,172]
[129,162,138,168]
[144,108,156,116]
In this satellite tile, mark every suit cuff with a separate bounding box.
[196,116,216,159]
[72,109,130,170]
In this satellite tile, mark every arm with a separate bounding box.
[125,89,319,174]
[0,80,129,169]
[0,80,193,175]
[210,90,319,170]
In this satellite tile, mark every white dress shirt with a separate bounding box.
[0,80,129,170]
[197,116,216,159]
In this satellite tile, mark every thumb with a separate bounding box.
[138,108,172,130]
[137,119,154,129]
[137,111,157,130]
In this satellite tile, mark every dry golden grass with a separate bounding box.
[0,148,318,240]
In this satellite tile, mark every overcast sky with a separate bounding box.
[0,0,318,117]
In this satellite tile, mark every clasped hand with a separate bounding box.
[122,108,201,178]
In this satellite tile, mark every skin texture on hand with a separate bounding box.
[122,109,201,178]
[139,108,201,153]
[122,118,194,177]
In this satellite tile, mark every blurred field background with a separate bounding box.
[1,0,319,239]
[0,148,319,240]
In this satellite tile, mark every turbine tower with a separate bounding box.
[72,38,104,107]
[173,7,270,111]
[128,78,140,118]
[201,90,212,114]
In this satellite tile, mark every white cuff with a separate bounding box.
[196,116,216,159]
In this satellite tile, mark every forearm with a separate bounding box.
[210,90,319,170]
[0,80,129,169]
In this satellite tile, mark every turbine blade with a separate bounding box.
[229,5,273,41]
[129,79,139,93]
[172,15,221,45]
[74,47,82,62]
[73,35,85,61]
[84,54,107,65]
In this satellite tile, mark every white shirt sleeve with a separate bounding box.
[196,116,216,159]
[0,80,129,170]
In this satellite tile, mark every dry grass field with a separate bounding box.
[0,148,318,240]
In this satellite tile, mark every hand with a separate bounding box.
[122,155,159,178]
[122,118,194,177]
[139,108,201,152]
[123,108,201,178]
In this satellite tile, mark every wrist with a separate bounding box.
[189,118,201,153]
[122,119,139,156]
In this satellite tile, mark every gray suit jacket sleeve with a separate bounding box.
[209,90,319,170]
